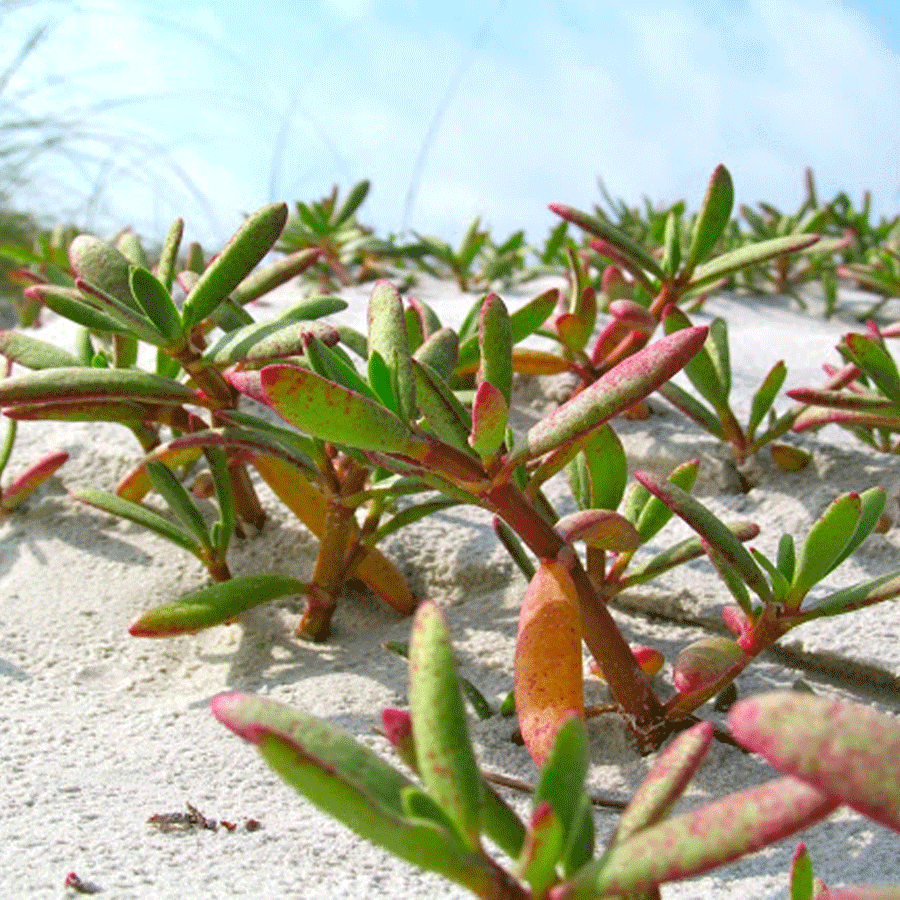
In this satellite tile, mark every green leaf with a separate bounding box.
[130,574,305,636]
[155,217,184,292]
[518,803,565,896]
[408,602,483,849]
[795,570,900,622]
[549,203,666,281]
[147,460,212,550]
[469,381,508,457]
[748,360,787,439]
[569,778,837,897]
[69,235,143,315]
[631,458,699,543]
[664,308,727,410]
[790,844,815,900]
[74,488,198,553]
[211,694,495,895]
[831,486,886,569]
[729,692,900,832]
[533,715,593,875]
[303,336,378,402]
[260,365,425,456]
[661,209,682,277]
[0,366,205,408]
[182,203,289,329]
[368,280,415,421]
[203,318,339,368]
[635,469,773,603]
[332,179,370,227]
[30,284,131,334]
[845,333,900,402]
[413,327,459,384]
[520,327,708,462]
[275,294,348,322]
[658,382,726,439]
[787,492,862,605]
[688,233,820,292]
[411,358,472,451]
[685,164,734,271]
[477,293,513,404]
[612,721,713,845]
[0,331,84,370]
[204,446,234,553]
[129,266,184,345]
[566,424,627,511]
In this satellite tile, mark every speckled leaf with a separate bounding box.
[130,574,305,636]
[568,777,838,897]
[260,365,425,456]
[469,380,508,457]
[612,721,713,845]
[69,235,141,314]
[413,327,459,384]
[368,280,415,421]
[729,692,900,832]
[686,164,734,270]
[521,327,708,462]
[0,331,83,370]
[211,693,495,895]
[182,203,288,328]
[0,367,204,407]
[203,318,339,367]
[555,509,639,551]
[408,602,483,849]
[411,358,472,452]
[229,248,320,307]
[478,293,512,404]
[673,636,744,694]
[635,469,773,603]
[515,559,584,766]
[518,803,564,896]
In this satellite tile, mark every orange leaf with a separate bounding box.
[514,559,584,765]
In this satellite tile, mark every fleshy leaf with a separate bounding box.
[748,360,787,438]
[673,636,744,694]
[211,694,495,895]
[555,509,639,551]
[203,318,339,367]
[368,280,415,421]
[566,424,627,512]
[521,327,708,462]
[129,266,183,345]
[0,450,68,513]
[518,803,564,896]
[478,293,513,404]
[412,358,472,452]
[730,692,900,832]
[130,574,305,636]
[845,333,900,402]
[260,365,426,456]
[0,332,84,370]
[514,559,584,766]
[229,248,320,307]
[469,381,508,457]
[787,492,861,605]
[408,602,483,849]
[182,203,288,328]
[686,164,734,271]
[568,777,838,896]
[611,721,713,845]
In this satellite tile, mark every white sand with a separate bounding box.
[1,277,899,898]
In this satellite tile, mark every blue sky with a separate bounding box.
[3,0,899,246]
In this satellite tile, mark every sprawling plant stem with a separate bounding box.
[298,457,370,640]
[483,480,666,748]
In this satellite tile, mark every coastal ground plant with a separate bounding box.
[0,203,428,638]
[212,601,900,899]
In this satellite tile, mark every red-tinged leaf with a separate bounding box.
[478,293,512,404]
[609,299,656,332]
[634,469,773,603]
[468,380,508,457]
[204,318,339,368]
[790,843,815,900]
[673,636,745,694]
[555,509,639,551]
[408,602,483,849]
[592,645,664,683]
[567,777,838,896]
[3,399,150,423]
[517,802,564,896]
[602,265,632,301]
[729,692,900,832]
[0,331,83,369]
[787,387,900,415]
[182,203,288,328]
[514,559,584,766]
[845,333,900,402]
[685,164,734,271]
[117,445,205,502]
[0,367,206,408]
[129,574,306,637]
[823,888,900,900]
[520,327,708,462]
[556,312,590,354]
[1,450,68,512]
[259,365,426,456]
[611,721,713,845]
[381,708,417,770]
